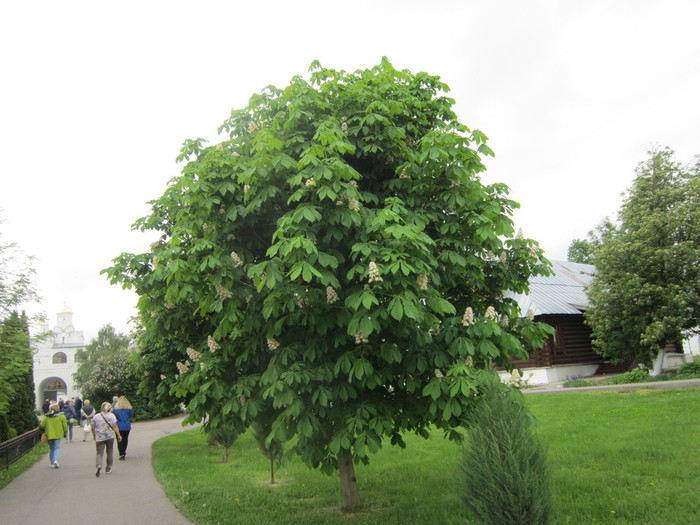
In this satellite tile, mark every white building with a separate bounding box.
[32,306,87,408]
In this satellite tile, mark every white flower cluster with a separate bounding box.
[160,374,167,380]
[501,315,510,327]
[368,262,383,283]
[230,251,243,268]
[296,295,309,308]
[176,361,189,375]
[231,151,240,157]
[499,252,507,263]
[266,338,280,350]
[341,121,348,134]
[186,347,201,362]
[164,302,176,310]
[530,245,538,257]
[349,180,358,188]
[305,178,316,187]
[244,184,251,194]
[208,335,220,352]
[517,228,524,239]
[417,273,428,291]
[326,286,339,304]
[434,369,444,378]
[215,143,225,152]
[399,169,409,179]
[355,332,369,344]
[248,121,259,133]
[485,306,497,320]
[216,284,233,300]
[462,307,475,326]
[527,309,535,321]
[348,198,360,212]
[202,223,209,231]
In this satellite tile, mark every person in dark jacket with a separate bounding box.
[73,395,83,424]
[42,399,51,414]
[61,400,78,441]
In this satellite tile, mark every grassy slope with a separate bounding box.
[152,387,700,525]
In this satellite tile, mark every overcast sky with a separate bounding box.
[1,1,698,340]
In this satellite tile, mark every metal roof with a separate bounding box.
[509,260,596,316]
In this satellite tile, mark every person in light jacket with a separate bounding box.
[91,402,122,477]
[40,403,68,468]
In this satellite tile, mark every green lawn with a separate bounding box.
[0,442,48,490]
[152,387,700,524]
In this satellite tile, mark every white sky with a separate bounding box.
[1,0,698,340]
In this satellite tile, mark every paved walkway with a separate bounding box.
[522,377,700,394]
[0,414,195,525]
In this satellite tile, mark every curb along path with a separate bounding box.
[0,414,195,525]
[522,377,700,394]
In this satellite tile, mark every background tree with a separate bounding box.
[105,59,553,509]
[0,312,38,440]
[566,218,616,265]
[0,220,41,440]
[586,148,700,369]
[73,324,130,389]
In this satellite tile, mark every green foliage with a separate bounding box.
[206,420,242,463]
[586,148,700,366]
[73,324,130,388]
[566,218,616,265]
[0,312,37,440]
[676,361,700,379]
[611,368,650,384]
[105,59,553,504]
[458,373,551,525]
[80,352,139,406]
[251,403,286,483]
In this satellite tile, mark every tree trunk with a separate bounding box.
[269,455,276,484]
[338,453,362,511]
[651,348,665,377]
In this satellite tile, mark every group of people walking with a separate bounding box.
[39,395,135,476]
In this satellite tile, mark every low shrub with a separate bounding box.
[457,373,551,524]
[611,368,650,384]
[676,361,700,379]
[563,375,589,388]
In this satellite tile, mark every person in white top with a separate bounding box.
[90,402,122,477]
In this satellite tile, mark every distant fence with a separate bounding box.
[0,428,42,470]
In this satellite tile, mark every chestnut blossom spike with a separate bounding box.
[215,143,224,152]
[527,309,535,321]
[434,369,444,378]
[207,335,220,352]
[267,338,280,350]
[485,306,496,319]
[348,198,360,212]
[462,307,474,326]
[215,284,233,300]
[417,273,429,291]
[186,347,201,362]
[231,151,240,157]
[326,286,339,304]
[354,332,369,344]
[368,261,383,283]
[305,178,316,187]
[247,121,259,133]
[517,228,524,239]
[340,121,348,134]
[501,315,510,327]
[176,361,189,375]
[230,251,243,268]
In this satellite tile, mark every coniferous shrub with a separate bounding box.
[457,373,551,525]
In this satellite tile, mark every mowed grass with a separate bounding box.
[152,387,700,525]
[0,441,48,490]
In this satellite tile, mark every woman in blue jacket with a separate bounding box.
[112,396,135,460]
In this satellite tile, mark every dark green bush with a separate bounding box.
[612,368,650,384]
[676,361,700,379]
[457,373,551,525]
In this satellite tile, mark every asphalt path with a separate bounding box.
[522,377,700,394]
[0,414,195,525]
